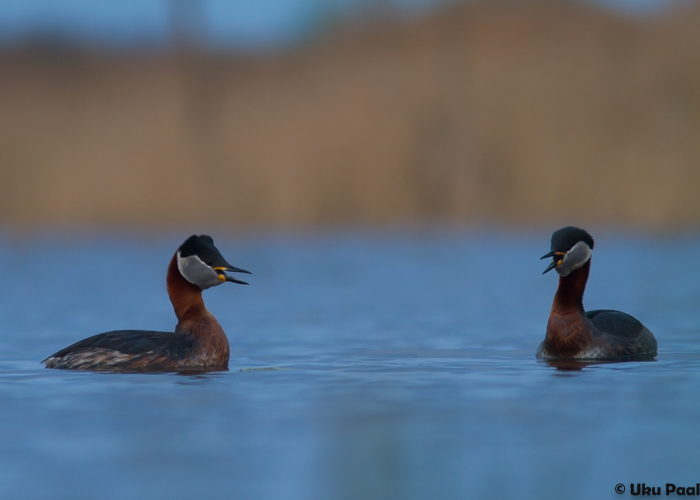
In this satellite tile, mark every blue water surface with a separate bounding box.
[0,230,698,499]
[0,0,675,51]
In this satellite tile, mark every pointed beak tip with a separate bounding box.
[542,260,558,274]
[224,275,249,285]
[227,265,251,275]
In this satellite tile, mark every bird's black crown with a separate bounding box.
[550,226,595,253]
[178,234,225,267]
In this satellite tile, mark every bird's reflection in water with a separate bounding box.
[176,367,228,376]
[176,368,230,387]
[543,358,657,374]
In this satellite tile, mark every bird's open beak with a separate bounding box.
[224,274,249,285]
[540,251,565,274]
[214,265,251,285]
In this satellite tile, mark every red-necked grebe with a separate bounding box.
[43,234,250,371]
[537,226,657,360]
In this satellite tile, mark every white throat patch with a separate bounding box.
[556,241,592,277]
[177,251,222,290]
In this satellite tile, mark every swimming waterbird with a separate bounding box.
[537,226,657,360]
[43,235,250,372]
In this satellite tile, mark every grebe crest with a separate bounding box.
[537,226,657,361]
[43,234,251,372]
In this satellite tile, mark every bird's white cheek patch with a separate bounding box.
[177,253,222,289]
[555,241,592,277]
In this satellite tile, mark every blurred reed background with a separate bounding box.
[0,0,698,231]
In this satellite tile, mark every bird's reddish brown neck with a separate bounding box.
[551,259,591,315]
[543,259,593,356]
[166,254,207,323]
[165,253,229,367]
